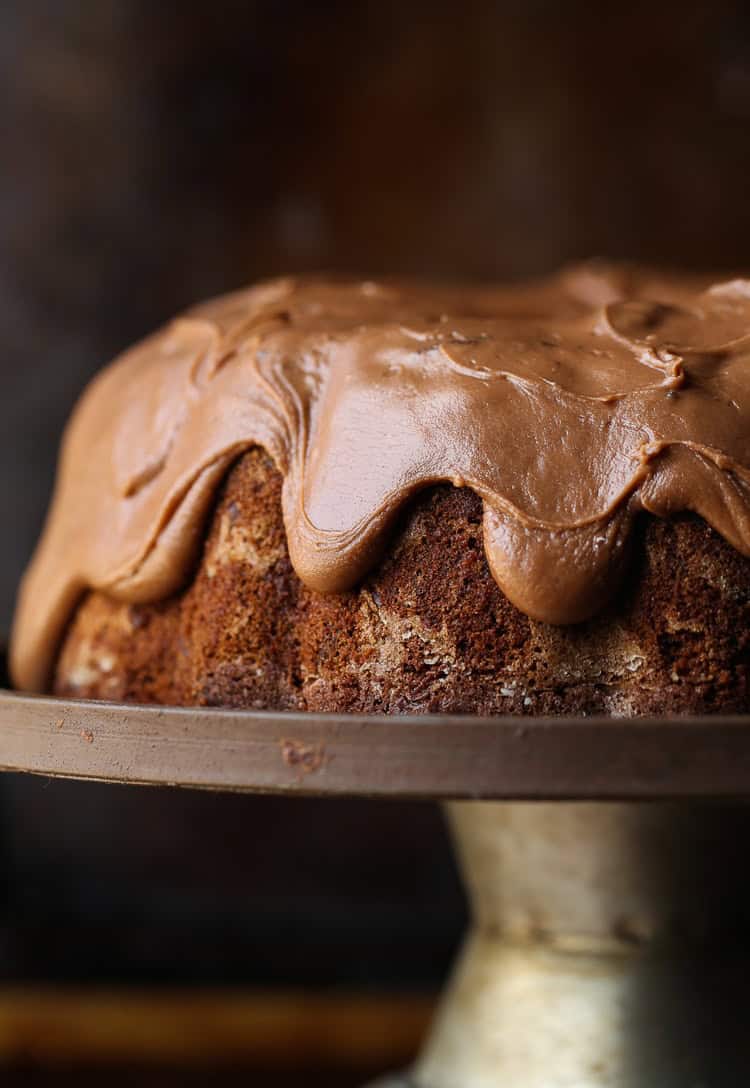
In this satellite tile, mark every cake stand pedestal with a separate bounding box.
[406,801,750,1088]
[1,689,750,1087]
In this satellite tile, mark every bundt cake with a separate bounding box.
[11,263,750,715]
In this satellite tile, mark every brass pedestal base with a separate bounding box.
[373,801,750,1088]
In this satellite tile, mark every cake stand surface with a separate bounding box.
[1,688,750,798]
[3,688,750,1087]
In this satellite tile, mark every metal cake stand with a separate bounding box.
[2,687,750,1087]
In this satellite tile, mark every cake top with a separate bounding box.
[11,262,750,692]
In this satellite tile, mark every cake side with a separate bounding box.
[54,449,750,715]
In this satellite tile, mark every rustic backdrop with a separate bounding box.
[1,0,750,1077]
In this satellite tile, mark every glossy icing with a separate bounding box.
[12,263,750,692]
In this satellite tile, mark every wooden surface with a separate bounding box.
[1,688,750,799]
[4,1076,409,1088]
[0,988,431,1072]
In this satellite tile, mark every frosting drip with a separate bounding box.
[11,263,750,692]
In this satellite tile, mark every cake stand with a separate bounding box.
[2,686,750,1087]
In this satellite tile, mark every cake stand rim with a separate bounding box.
[0,687,749,799]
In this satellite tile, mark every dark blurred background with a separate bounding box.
[2,0,750,1082]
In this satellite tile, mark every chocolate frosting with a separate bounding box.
[11,262,750,692]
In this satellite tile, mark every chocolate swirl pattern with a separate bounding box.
[11,264,750,692]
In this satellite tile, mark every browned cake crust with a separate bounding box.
[53,448,750,715]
